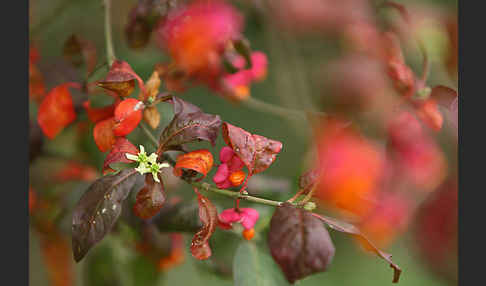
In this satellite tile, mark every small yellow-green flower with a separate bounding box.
[126,145,170,182]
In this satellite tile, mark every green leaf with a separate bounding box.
[233,241,290,286]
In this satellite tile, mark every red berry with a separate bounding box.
[242,228,255,240]
[229,170,246,187]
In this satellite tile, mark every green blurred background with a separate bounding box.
[29,0,457,285]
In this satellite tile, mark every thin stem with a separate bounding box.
[287,188,307,203]
[418,39,430,83]
[299,184,317,205]
[139,122,159,148]
[103,0,116,66]
[244,97,313,121]
[192,182,284,207]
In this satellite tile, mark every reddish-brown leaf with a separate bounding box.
[83,100,117,123]
[143,106,161,129]
[39,231,74,286]
[429,85,458,134]
[158,97,221,153]
[268,203,335,283]
[430,85,458,107]
[93,117,117,152]
[124,0,161,50]
[29,187,36,213]
[298,169,321,191]
[37,83,78,139]
[222,122,283,175]
[103,137,139,174]
[29,63,46,102]
[311,213,402,283]
[416,98,443,131]
[154,63,188,92]
[190,192,218,260]
[449,97,458,131]
[382,32,416,97]
[63,34,98,75]
[173,149,214,181]
[54,162,98,182]
[144,70,161,100]
[133,174,166,219]
[96,60,146,97]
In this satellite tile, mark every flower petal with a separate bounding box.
[213,163,230,184]
[219,146,234,163]
[240,208,259,230]
[219,208,242,225]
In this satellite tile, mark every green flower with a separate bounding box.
[126,145,170,181]
[150,162,170,182]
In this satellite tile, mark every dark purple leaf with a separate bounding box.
[158,97,221,153]
[311,213,402,283]
[153,200,201,233]
[222,122,282,175]
[268,203,335,283]
[72,169,142,262]
[133,174,166,220]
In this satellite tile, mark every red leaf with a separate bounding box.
[37,83,78,139]
[382,32,416,97]
[103,137,139,174]
[29,187,36,213]
[416,98,443,131]
[83,100,117,123]
[190,192,218,260]
[133,174,166,220]
[93,117,117,152]
[222,122,282,175]
[97,60,146,98]
[173,149,214,181]
[54,162,98,182]
[113,98,144,136]
[39,231,74,286]
[29,63,46,102]
[29,45,40,65]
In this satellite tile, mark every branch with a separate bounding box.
[243,97,325,122]
[138,122,159,149]
[103,0,116,66]
[192,182,283,207]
